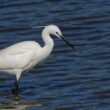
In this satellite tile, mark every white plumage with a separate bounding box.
[0,25,73,95]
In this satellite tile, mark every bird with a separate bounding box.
[0,25,74,95]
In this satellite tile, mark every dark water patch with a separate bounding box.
[0,1,42,9]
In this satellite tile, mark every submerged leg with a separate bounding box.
[12,78,20,95]
[11,70,22,95]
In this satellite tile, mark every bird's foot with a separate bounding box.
[11,81,20,96]
[12,87,20,96]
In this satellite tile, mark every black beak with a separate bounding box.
[60,35,75,50]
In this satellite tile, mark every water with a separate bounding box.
[0,0,110,110]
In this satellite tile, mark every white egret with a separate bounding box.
[0,25,74,95]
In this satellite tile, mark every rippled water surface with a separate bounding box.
[0,0,110,110]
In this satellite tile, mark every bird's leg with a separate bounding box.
[12,78,20,95]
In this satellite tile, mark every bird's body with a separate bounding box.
[0,25,73,95]
[0,41,53,81]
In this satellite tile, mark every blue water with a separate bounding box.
[0,0,110,110]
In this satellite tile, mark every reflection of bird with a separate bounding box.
[0,25,74,95]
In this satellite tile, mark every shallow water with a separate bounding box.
[0,0,110,110]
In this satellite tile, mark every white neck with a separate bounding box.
[41,29,54,55]
[42,30,54,46]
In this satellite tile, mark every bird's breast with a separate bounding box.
[23,45,53,71]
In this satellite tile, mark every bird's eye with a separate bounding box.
[56,32,59,34]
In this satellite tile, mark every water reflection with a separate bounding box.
[0,95,43,110]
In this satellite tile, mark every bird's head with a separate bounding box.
[34,24,74,49]
[44,25,62,39]
[44,25,74,49]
